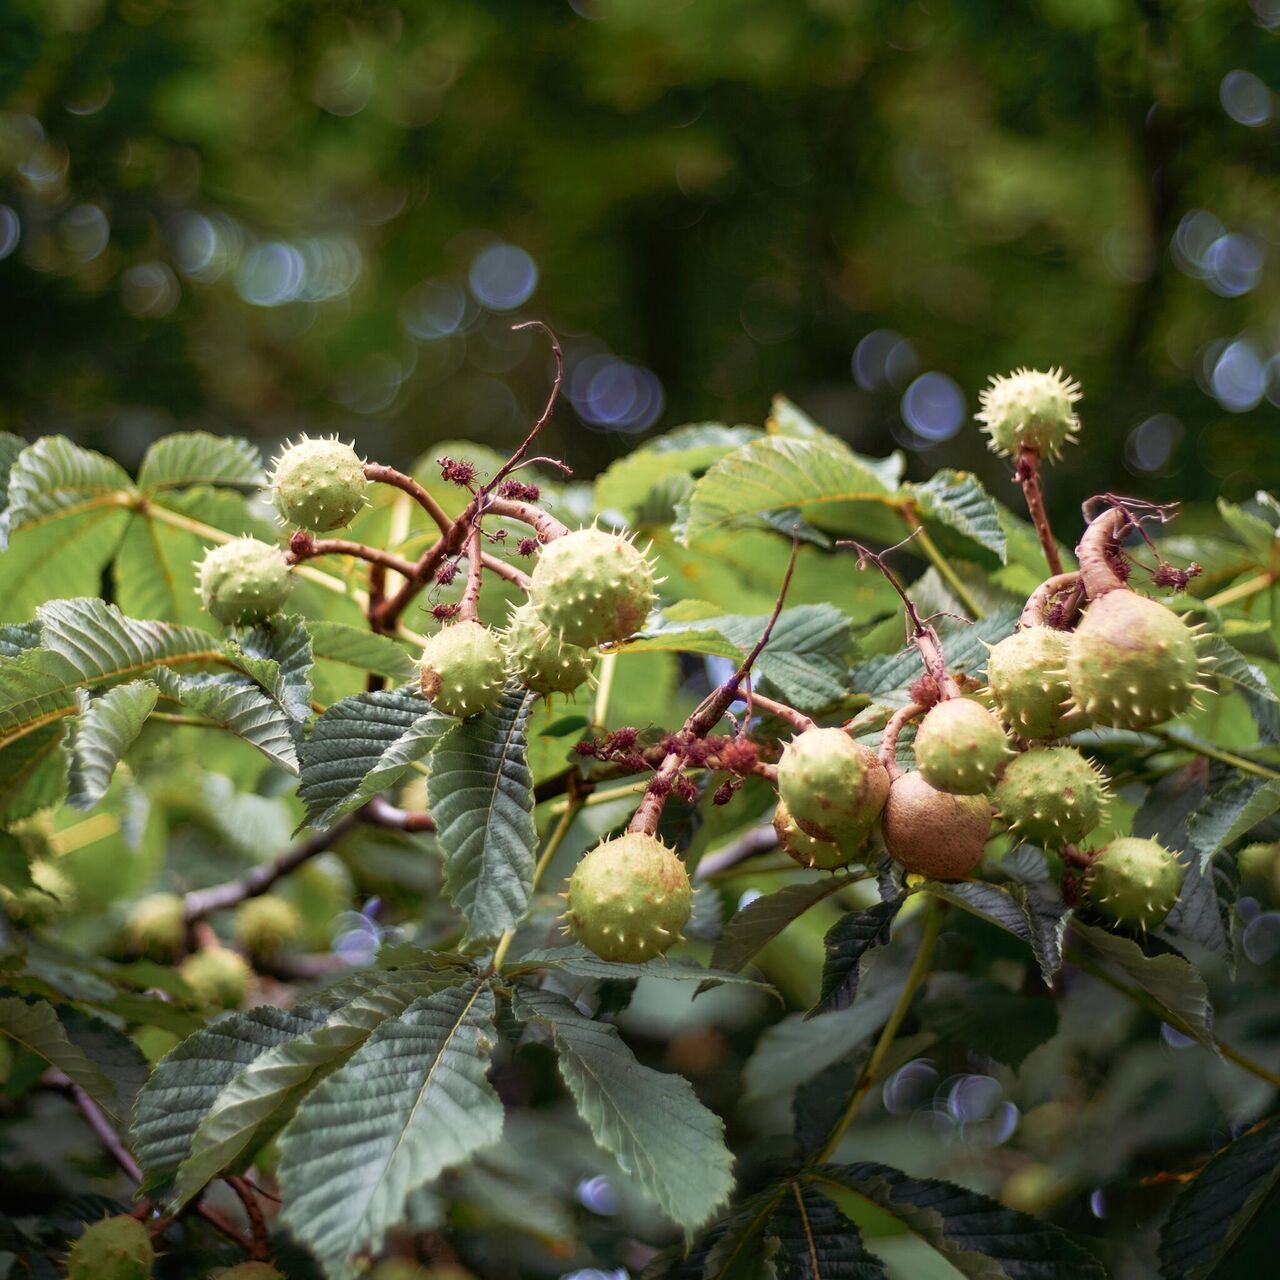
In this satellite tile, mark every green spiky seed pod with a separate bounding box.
[1085,836,1184,928]
[213,1266,286,1280]
[2,859,77,925]
[913,698,1013,795]
[976,367,1082,460]
[270,436,367,531]
[994,746,1108,846]
[529,527,656,647]
[179,945,251,1009]
[564,832,692,963]
[232,894,302,956]
[198,537,292,626]
[418,620,506,718]
[986,626,1087,740]
[502,599,596,695]
[880,771,992,880]
[777,727,890,847]
[772,799,861,871]
[1065,592,1201,730]
[124,892,186,959]
[64,1215,155,1280]
[1237,842,1280,904]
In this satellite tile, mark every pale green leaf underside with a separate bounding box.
[278,983,503,1280]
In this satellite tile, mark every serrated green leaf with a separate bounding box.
[131,1002,341,1194]
[429,687,537,946]
[298,687,451,828]
[710,876,854,977]
[307,620,417,682]
[225,614,315,723]
[1199,633,1278,703]
[0,722,70,820]
[769,1182,888,1279]
[1216,498,1278,564]
[0,431,25,518]
[594,423,762,519]
[0,996,125,1122]
[743,986,900,1102]
[0,439,135,623]
[685,434,904,546]
[1069,922,1214,1046]
[1158,1117,1280,1280]
[1187,773,1280,870]
[67,680,159,809]
[136,432,265,492]
[151,668,298,772]
[907,469,1007,563]
[811,1162,1107,1279]
[766,397,906,491]
[514,987,734,1235]
[171,969,466,1210]
[513,945,777,995]
[809,898,904,1019]
[1163,850,1238,968]
[55,1004,150,1120]
[278,982,503,1280]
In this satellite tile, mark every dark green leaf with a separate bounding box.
[306,620,417,682]
[769,1182,888,1279]
[921,975,1059,1069]
[809,897,904,1018]
[710,876,854,977]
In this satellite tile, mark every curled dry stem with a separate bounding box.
[879,702,925,781]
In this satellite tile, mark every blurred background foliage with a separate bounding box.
[2,0,1280,520]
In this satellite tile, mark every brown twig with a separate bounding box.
[487,321,564,491]
[879,702,924,781]
[481,552,532,591]
[1014,448,1063,576]
[1019,571,1083,629]
[748,691,816,733]
[693,825,781,880]
[458,528,484,623]
[287,534,417,579]
[225,1177,272,1261]
[363,463,451,532]
[484,496,569,542]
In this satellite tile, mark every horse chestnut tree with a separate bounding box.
[0,343,1276,1280]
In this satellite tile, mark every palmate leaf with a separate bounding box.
[428,687,537,946]
[0,722,70,821]
[151,668,299,772]
[0,438,135,623]
[1069,922,1214,1045]
[770,1183,888,1280]
[277,982,504,1280]
[298,686,452,828]
[132,1003,342,1194]
[1158,1117,1280,1280]
[171,968,467,1210]
[683,434,904,546]
[0,996,126,1124]
[514,987,734,1236]
[906,469,1007,564]
[809,897,904,1018]
[67,680,159,809]
[1186,772,1280,870]
[306,620,417,682]
[0,597,228,749]
[226,614,315,723]
[709,876,855,977]
[810,1162,1106,1279]
[136,431,265,491]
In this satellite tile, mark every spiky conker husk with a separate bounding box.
[976,367,1082,459]
[913,698,1012,795]
[777,726,889,847]
[564,833,692,963]
[1085,836,1184,928]
[214,1266,287,1280]
[64,1215,155,1280]
[232,894,302,955]
[179,945,251,1009]
[1065,592,1199,730]
[125,892,186,959]
[418,620,506,719]
[502,599,596,695]
[529,527,656,648]
[994,746,1108,846]
[986,626,1087,740]
[1237,841,1280,904]
[772,799,861,871]
[198,537,292,626]
[270,436,368,531]
[880,771,991,879]
[2,859,76,925]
